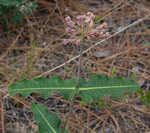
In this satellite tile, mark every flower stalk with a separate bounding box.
[61,12,110,133]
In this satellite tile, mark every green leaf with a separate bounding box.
[8,74,140,103]
[8,76,76,99]
[111,66,116,76]
[78,75,139,102]
[87,66,91,73]
[145,91,150,105]
[30,1,38,9]
[11,14,22,24]
[131,72,139,77]
[31,103,68,133]
[65,66,71,72]
[0,0,19,6]
[94,15,101,23]
[98,99,104,106]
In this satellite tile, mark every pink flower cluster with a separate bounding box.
[63,12,109,45]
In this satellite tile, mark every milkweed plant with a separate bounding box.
[8,12,141,133]
[62,12,110,93]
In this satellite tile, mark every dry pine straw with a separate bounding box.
[0,0,150,133]
[37,95,150,133]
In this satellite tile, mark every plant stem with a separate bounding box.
[76,45,82,91]
[61,45,83,133]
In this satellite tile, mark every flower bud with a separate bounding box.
[87,12,95,20]
[65,16,71,22]
[75,39,81,45]
[65,27,75,33]
[76,15,86,26]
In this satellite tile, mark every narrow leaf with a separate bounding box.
[8,76,76,99]
[8,74,140,102]
[0,0,19,6]
[78,75,139,102]
[31,103,68,133]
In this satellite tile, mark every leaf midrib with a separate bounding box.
[10,85,138,92]
[35,105,57,133]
